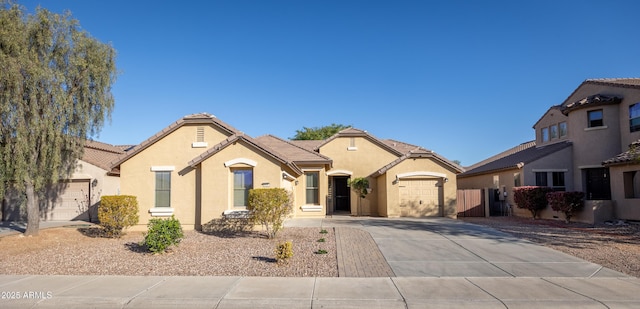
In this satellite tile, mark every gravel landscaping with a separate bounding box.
[0,226,337,277]
[461,216,640,278]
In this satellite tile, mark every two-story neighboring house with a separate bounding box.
[110,113,463,230]
[458,78,640,223]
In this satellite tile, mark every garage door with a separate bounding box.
[398,179,441,217]
[46,181,90,221]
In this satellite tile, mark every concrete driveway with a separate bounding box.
[295,216,628,278]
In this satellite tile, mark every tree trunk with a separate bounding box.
[24,180,40,236]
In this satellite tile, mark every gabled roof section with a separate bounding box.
[255,135,332,165]
[314,128,404,156]
[458,141,572,178]
[603,140,640,166]
[82,140,126,172]
[188,133,303,176]
[110,113,239,169]
[371,147,464,178]
[532,105,564,129]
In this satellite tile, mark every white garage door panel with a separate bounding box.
[48,181,90,221]
[399,179,441,217]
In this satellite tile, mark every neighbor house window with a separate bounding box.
[514,172,521,187]
[588,109,604,128]
[552,172,565,191]
[559,122,567,137]
[535,172,547,186]
[541,127,549,142]
[233,169,253,207]
[623,171,640,198]
[630,103,640,132]
[155,171,171,207]
[550,124,558,139]
[305,172,319,204]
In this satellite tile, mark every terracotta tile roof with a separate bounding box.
[188,133,303,176]
[381,139,423,154]
[603,140,640,166]
[585,78,640,87]
[458,141,572,178]
[289,139,324,151]
[371,147,464,178]
[82,140,125,171]
[255,135,332,165]
[110,113,239,169]
[562,94,622,115]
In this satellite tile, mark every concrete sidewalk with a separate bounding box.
[0,275,639,308]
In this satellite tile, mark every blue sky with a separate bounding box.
[18,0,640,166]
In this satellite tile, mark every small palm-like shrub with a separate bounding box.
[142,216,184,254]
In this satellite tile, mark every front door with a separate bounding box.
[334,177,351,212]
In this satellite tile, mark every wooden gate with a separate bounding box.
[456,189,485,217]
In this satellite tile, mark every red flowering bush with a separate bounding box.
[513,186,553,219]
[546,191,585,223]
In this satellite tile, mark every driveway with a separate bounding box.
[295,216,629,278]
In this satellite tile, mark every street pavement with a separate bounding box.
[0,217,638,308]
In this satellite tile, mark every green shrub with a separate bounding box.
[513,186,552,219]
[98,195,139,238]
[275,241,293,264]
[247,188,292,239]
[547,191,585,223]
[315,249,328,254]
[142,216,184,254]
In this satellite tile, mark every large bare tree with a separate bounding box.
[0,2,117,235]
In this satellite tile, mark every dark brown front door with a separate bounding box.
[334,177,351,212]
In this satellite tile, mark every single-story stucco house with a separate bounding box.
[109,113,463,230]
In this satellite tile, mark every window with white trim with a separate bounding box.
[305,172,319,204]
[155,171,171,207]
[233,168,253,207]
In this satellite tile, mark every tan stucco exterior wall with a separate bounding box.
[197,140,325,225]
[120,124,231,229]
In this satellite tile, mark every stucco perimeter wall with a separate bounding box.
[382,157,458,218]
[120,124,231,230]
[609,164,640,221]
[319,136,398,216]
